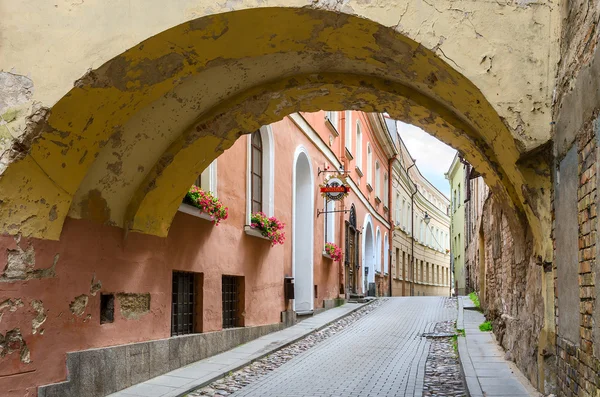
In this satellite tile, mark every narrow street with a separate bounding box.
[222,297,459,397]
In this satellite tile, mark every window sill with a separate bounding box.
[325,116,340,136]
[375,196,381,204]
[355,166,363,177]
[322,251,333,260]
[244,226,271,241]
[344,147,354,160]
[366,183,373,192]
[178,203,214,222]
[383,205,389,212]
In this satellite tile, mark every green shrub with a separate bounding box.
[469,292,480,308]
[479,321,492,332]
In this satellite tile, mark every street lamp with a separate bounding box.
[423,211,431,225]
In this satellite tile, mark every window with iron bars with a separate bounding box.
[222,275,244,329]
[171,271,202,336]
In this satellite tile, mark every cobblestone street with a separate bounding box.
[190,297,461,397]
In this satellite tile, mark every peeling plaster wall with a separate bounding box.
[0,6,556,265]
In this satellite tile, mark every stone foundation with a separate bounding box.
[38,321,288,397]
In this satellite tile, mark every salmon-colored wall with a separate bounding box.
[0,112,392,396]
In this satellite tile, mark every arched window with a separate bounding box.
[250,131,263,214]
[247,127,275,220]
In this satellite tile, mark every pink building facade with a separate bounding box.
[0,111,396,397]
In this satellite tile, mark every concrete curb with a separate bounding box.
[457,336,484,397]
[175,299,377,397]
[456,297,483,397]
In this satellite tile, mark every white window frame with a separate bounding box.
[345,111,352,153]
[383,172,389,207]
[367,143,372,186]
[246,126,275,223]
[355,121,362,170]
[375,161,381,199]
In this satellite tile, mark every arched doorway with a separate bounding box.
[363,218,375,296]
[292,149,314,313]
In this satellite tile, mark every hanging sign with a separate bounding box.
[320,175,350,201]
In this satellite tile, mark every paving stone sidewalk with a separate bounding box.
[108,302,369,397]
[457,296,542,397]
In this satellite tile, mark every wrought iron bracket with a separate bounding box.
[316,208,349,218]
[318,165,349,177]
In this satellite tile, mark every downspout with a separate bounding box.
[388,156,394,297]
[407,162,417,297]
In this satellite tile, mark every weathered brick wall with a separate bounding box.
[554,118,599,397]
[552,2,600,395]
[478,198,545,386]
[465,188,547,389]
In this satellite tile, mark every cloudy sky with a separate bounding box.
[397,121,456,198]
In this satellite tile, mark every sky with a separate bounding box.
[397,121,456,198]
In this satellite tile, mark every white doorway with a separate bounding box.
[292,149,314,313]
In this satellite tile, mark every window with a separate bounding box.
[344,111,352,152]
[420,220,425,242]
[194,160,218,195]
[384,235,389,275]
[458,184,461,206]
[453,189,457,211]
[401,199,406,228]
[326,111,339,129]
[366,143,373,186]
[251,131,263,214]
[356,122,362,169]
[172,271,202,336]
[375,161,381,198]
[395,194,401,225]
[383,172,389,207]
[324,198,335,244]
[222,276,244,329]
[247,127,274,220]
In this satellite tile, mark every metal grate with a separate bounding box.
[222,276,241,329]
[171,271,196,336]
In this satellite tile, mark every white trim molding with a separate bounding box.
[246,125,275,224]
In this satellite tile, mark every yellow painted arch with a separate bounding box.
[0,7,547,256]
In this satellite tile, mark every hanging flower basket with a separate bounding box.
[184,185,228,225]
[445,249,450,254]
[324,242,342,262]
[250,212,285,246]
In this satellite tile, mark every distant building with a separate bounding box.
[463,165,489,296]
[390,123,451,297]
[446,154,466,296]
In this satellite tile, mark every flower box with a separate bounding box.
[183,186,228,225]
[249,212,285,246]
[324,242,342,262]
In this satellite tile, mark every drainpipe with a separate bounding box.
[407,162,417,297]
[388,156,394,297]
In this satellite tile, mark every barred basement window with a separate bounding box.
[171,271,200,336]
[222,275,244,329]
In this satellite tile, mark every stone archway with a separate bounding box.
[0,7,553,261]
